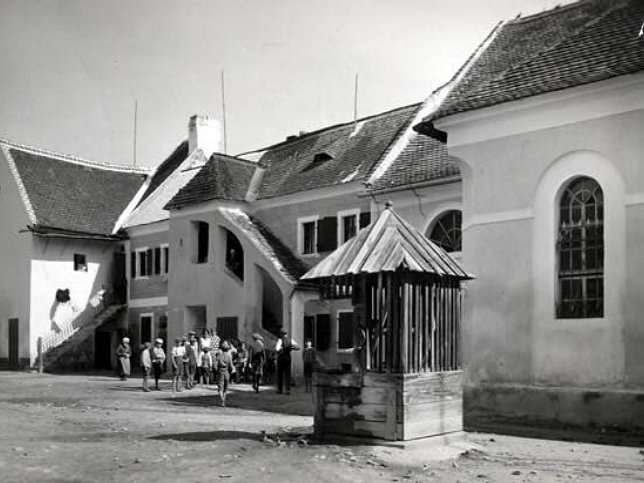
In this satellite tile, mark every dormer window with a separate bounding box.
[313,152,333,164]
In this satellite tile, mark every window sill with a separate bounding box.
[300,252,319,259]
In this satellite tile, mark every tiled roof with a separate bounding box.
[165,153,256,210]
[1,140,148,237]
[137,141,189,205]
[245,104,422,199]
[427,0,644,122]
[370,131,459,191]
[125,148,207,227]
[219,208,309,284]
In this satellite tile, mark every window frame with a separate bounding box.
[427,209,462,254]
[134,247,150,280]
[297,215,319,257]
[556,176,604,319]
[336,208,361,245]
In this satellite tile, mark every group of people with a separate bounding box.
[114,327,318,406]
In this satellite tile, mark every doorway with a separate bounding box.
[94,331,112,370]
[8,318,18,368]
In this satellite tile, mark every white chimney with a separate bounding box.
[188,114,221,159]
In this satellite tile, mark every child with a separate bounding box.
[249,333,265,393]
[215,341,234,406]
[151,338,166,391]
[140,342,152,392]
[171,337,185,392]
[235,342,249,383]
[201,346,213,385]
[302,340,316,393]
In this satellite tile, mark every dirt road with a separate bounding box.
[0,372,642,482]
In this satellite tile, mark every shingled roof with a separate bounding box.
[1,140,148,237]
[165,153,256,210]
[241,103,423,199]
[422,0,644,126]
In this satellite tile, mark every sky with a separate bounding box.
[0,0,571,168]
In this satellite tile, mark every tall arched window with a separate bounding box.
[225,230,244,281]
[557,177,603,318]
[428,210,462,253]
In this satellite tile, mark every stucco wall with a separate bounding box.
[128,228,169,300]
[450,105,644,429]
[29,237,122,365]
[0,151,33,366]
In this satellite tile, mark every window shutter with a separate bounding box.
[359,211,371,229]
[154,247,161,275]
[146,249,153,276]
[316,313,331,351]
[130,252,136,278]
[164,246,170,273]
[317,217,337,252]
[338,312,354,349]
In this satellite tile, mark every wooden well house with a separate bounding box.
[300,203,473,441]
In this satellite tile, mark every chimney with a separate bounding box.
[188,114,221,159]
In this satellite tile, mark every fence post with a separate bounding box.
[37,337,43,373]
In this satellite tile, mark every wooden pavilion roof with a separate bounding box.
[301,204,474,281]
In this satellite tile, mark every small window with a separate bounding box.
[162,245,170,274]
[154,247,162,275]
[557,177,604,319]
[134,248,151,278]
[297,216,319,256]
[304,313,331,351]
[428,210,462,253]
[338,311,354,349]
[225,230,244,280]
[194,221,209,264]
[337,209,360,244]
[73,254,87,272]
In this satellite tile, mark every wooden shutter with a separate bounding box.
[146,249,153,276]
[317,217,337,252]
[338,312,354,349]
[359,211,371,229]
[130,252,136,278]
[154,247,161,275]
[316,313,331,351]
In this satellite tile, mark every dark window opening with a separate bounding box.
[163,246,170,273]
[154,247,162,275]
[225,230,244,280]
[557,176,604,319]
[316,313,331,351]
[428,210,462,253]
[195,221,209,264]
[138,250,148,277]
[338,311,354,349]
[140,315,153,345]
[73,254,87,272]
[342,214,357,243]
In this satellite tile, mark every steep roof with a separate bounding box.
[219,208,309,284]
[301,204,473,281]
[242,104,422,199]
[0,140,148,237]
[165,153,256,210]
[425,0,644,123]
[137,141,189,205]
[125,148,208,227]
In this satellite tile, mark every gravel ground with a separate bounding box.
[0,371,642,482]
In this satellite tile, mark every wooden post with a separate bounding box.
[37,336,43,373]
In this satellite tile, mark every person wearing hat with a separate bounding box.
[115,337,131,381]
[170,337,185,392]
[200,346,214,385]
[275,328,300,395]
[151,338,166,391]
[140,342,152,392]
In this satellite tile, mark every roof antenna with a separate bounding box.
[133,99,138,166]
[221,69,228,154]
[353,73,359,129]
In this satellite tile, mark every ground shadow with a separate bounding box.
[149,430,261,442]
[160,386,314,417]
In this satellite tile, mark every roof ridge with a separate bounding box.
[450,0,620,109]
[0,138,150,174]
[510,0,598,24]
[236,102,422,156]
[211,151,258,167]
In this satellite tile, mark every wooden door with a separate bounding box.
[8,318,18,368]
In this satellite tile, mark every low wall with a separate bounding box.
[464,384,644,438]
[314,370,462,441]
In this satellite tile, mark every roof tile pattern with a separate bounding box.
[137,141,189,205]
[371,131,459,191]
[251,104,421,199]
[432,0,644,120]
[166,154,256,210]
[7,147,147,236]
[219,208,309,283]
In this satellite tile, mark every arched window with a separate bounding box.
[225,230,244,281]
[428,210,462,253]
[557,177,603,318]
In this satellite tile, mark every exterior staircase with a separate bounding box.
[40,304,126,372]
